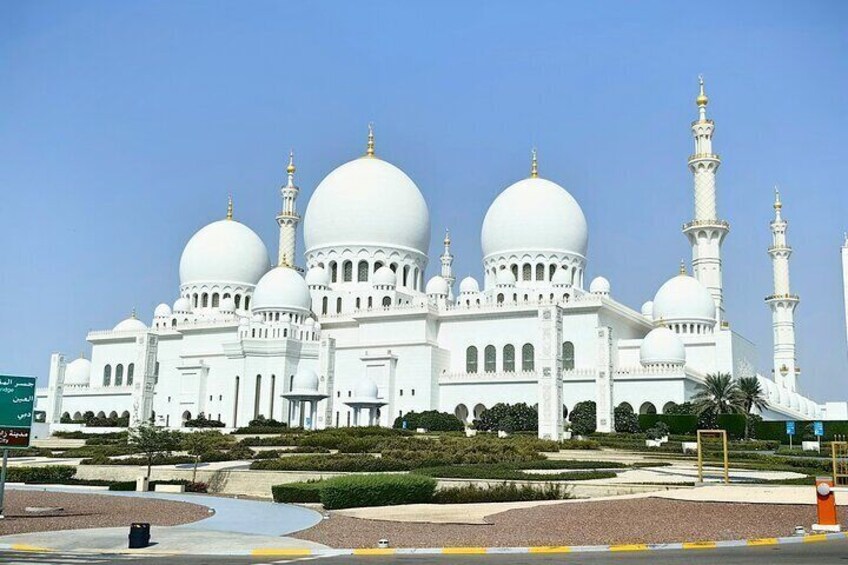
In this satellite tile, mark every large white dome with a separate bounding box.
[252,266,312,315]
[291,367,319,392]
[304,157,430,256]
[640,327,686,366]
[179,219,271,287]
[652,273,716,325]
[481,177,588,260]
[65,357,92,386]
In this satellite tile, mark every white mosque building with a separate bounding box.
[37,79,848,438]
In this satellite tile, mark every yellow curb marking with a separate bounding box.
[803,534,828,543]
[251,548,313,556]
[353,549,397,555]
[747,538,779,546]
[683,541,717,550]
[529,546,572,553]
[610,544,648,552]
[442,547,487,554]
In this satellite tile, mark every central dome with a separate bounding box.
[303,157,431,256]
[180,219,271,287]
[251,266,312,315]
[481,177,588,260]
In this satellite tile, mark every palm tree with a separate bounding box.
[692,373,746,417]
[737,376,768,440]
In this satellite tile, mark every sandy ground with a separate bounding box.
[0,490,210,535]
[293,498,847,548]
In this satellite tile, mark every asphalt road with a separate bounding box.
[2,540,848,565]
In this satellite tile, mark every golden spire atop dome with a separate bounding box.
[696,75,709,107]
[286,150,296,175]
[226,194,233,220]
[679,260,687,276]
[131,307,137,319]
[773,185,782,210]
[366,122,375,157]
[444,228,451,246]
[530,148,538,178]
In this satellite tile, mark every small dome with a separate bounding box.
[641,301,654,318]
[304,317,315,326]
[373,266,397,287]
[551,267,571,286]
[64,357,92,386]
[640,327,686,366]
[153,303,172,318]
[291,367,319,392]
[252,267,312,315]
[305,266,330,288]
[179,219,271,287]
[173,297,192,313]
[459,276,480,294]
[354,378,379,399]
[219,297,235,313]
[496,269,516,287]
[589,276,610,295]
[114,314,147,332]
[652,273,716,325]
[426,275,449,296]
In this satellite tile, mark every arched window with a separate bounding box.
[497,293,504,304]
[662,402,676,414]
[511,264,518,280]
[374,261,384,272]
[342,260,353,282]
[254,375,262,419]
[234,294,241,309]
[382,296,391,307]
[412,267,419,290]
[402,265,410,287]
[212,293,220,307]
[201,293,209,307]
[356,297,361,309]
[322,297,328,315]
[473,403,487,418]
[562,341,575,370]
[484,345,496,373]
[127,363,134,385]
[522,263,532,281]
[269,375,276,419]
[454,404,469,422]
[244,295,251,310]
[549,264,556,280]
[522,343,535,371]
[103,365,111,386]
[336,297,342,313]
[368,296,373,308]
[618,401,634,413]
[536,264,545,281]
[357,261,369,282]
[182,411,192,426]
[192,293,198,308]
[171,319,177,327]
[115,364,124,386]
[639,402,657,415]
[503,344,515,372]
[330,261,338,282]
[466,346,478,373]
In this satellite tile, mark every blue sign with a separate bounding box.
[813,421,824,437]
[785,421,795,436]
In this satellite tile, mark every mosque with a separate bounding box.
[37,79,848,439]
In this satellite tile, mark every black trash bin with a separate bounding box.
[128,522,151,548]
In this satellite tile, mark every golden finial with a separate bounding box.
[773,185,782,210]
[530,148,538,178]
[279,253,289,268]
[444,228,451,246]
[226,194,233,220]
[366,123,375,157]
[696,74,709,107]
[131,307,137,319]
[679,260,687,276]
[286,150,296,175]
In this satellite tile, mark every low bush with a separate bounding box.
[251,454,409,472]
[560,439,601,450]
[614,403,640,434]
[569,401,597,436]
[248,416,287,428]
[393,410,464,432]
[432,482,570,504]
[7,465,76,483]
[319,474,436,510]
[6,447,53,458]
[774,447,830,458]
[473,403,538,433]
[238,435,298,447]
[272,481,323,503]
[414,464,617,481]
[51,444,142,458]
[184,415,226,428]
[83,432,130,445]
[80,454,195,466]
[107,479,208,492]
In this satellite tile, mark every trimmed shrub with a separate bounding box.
[560,439,600,450]
[80,454,195,466]
[433,482,570,504]
[473,403,538,433]
[272,481,323,503]
[7,465,76,483]
[251,454,411,472]
[614,403,640,433]
[569,401,596,436]
[319,474,436,510]
[414,464,617,481]
[184,414,225,428]
[239,435,298,447]
[248,416,287,428]
[393,410,464,432]
[638,414,698,435]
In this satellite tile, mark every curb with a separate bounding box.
[1,532,846,557]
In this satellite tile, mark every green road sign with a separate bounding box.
[0,375,36,448]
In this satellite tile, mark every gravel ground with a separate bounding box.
[0,490,210,536]
[293,498,847,548]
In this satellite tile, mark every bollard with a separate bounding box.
[812,479,841,532]
[128,522,151,548]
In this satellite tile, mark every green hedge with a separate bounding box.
[7,465,77,483]
[319,474,436,510]
[432,482,570,504]
[251,454,410,472]
[80,455,195,466]
[559,439,601,450]
[393,410,465,432]
[637,414,749,439]
[754,420,848,443]
[271,481,323,503]
[414,464,616,481]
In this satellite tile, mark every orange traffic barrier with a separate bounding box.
[813,479,841,532]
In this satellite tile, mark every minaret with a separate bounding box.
[682,76,729,322]
[841,233,848,360]
[276,151,300,269]
[766,188,800,391]
[440,229,455,300]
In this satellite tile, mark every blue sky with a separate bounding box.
[1,1,846,401]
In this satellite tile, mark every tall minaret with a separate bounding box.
[682,76,730,322]
[276,151,300,269]
[440,229,455,300]
[766,188,800,391]
[841,233,848,359]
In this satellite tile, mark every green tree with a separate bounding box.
[569,401,596,436]
[129,423,181,479]
[613,403,640,433]
[737,376,768,440]
[692,373,745,419]
[181,430,232,482]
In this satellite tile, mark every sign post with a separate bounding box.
[786,421,796,450]
[0,374,37,518]
[814,421,825,453]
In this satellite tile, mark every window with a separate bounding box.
[382,296,391,307]
[233,376,240,424]
[127,363,134,385]
[411,389,415,396]
[244,296,250,310]
[254,375,262,419]
[466,346,478,373]
[368,297,373,308]
[497,293,504,304]
[484,345,496,373]
[562,341,575,370]
[522,343,535,371]
[358,261,369,282]
[103,365,112,386]
[356,297,361,309]
[234,294,241,309]
[154,362,159,384]
[202,293,209,307]
[330,261,338,282]
[115,364,124,386]
[343,261,353,282]
[336,297,342,313]
[511,264,518,280]
[503,344,515,372]
[400,389,404,396]
[322,297,328,315]
[402,265,410,286]
[522,263,532,281]
[212,293,220,307]
[536,264,545,281]
[269,375,276,419]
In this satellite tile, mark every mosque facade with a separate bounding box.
[37,80,848,438]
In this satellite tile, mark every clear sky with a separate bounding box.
[1,1,846,401]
